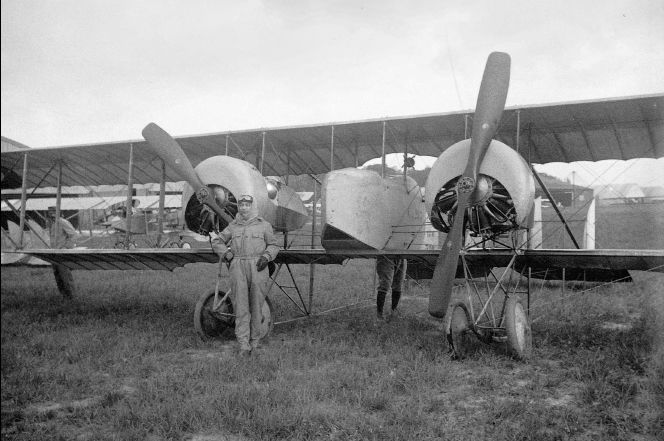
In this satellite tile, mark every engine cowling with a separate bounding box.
[424,139,534,237]
[181,156,272,234]
[181,156,307,234]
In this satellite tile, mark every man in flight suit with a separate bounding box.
[211,195,279,355]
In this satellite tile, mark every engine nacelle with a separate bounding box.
[181,156,307,234]
[321,168,427,250]
[424,139,534,237]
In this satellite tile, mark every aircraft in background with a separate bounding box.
[2,53,663,359]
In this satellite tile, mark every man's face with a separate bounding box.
[238,201,252,218]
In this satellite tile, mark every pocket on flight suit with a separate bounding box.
[247,232,265,256]
[231,232,243,254]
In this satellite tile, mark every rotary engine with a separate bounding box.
[424,139,535,238]
[180,156,274,235]
[184,184,237,235]
[180,155,307,235]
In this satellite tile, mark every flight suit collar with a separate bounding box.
[233,215,262,226]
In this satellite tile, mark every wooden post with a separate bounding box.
[54,161,63,248]
[124,144,135,247]
[330,125,335,171]
[88,208,93,237]
[284,148,291,248]
[515,109,521,153]
[286,148,291,185]
[527,266,531,313]
[18,153,29,249]
[157,159,166,246]
[381,121,386,178]
[308,178,317,314]
[403,132,408,188]
[54,160,74,299]
[354,142,359,168]
[373,260,377,297]
[527,123,533,164]
[310,179,317,249]
[260,132,266,175]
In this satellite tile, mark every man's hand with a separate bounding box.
[256,256,269,272]
[211,242,225,257]
[222,250,234,263]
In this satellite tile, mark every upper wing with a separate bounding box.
[11,248,664,283]
[497,94,663,163]
[2,94,661,190]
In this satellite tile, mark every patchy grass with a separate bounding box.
[2,261,663,440]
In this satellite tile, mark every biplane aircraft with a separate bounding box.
[2,52,663,359]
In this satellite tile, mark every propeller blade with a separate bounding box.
[428,52,511,318]
[464,52,511,178]
[141,123,234,225]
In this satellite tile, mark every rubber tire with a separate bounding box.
[193,290,275,341]
[258,296,275,340]
[444,301,474,359]
[504,296,532,360]
[193,289,235,340]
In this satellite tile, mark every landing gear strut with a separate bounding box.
[444,248,532,360]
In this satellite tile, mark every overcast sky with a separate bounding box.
[2,0,663,186]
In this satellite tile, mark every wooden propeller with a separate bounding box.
[141,123,234,225]
[428,52,511,318]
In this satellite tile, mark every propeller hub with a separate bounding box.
[266,179,280,200]
[456,176,475,194]
[213,186,227,206]
[196,187,211,204]
[470,175,494,205]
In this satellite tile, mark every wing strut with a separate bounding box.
[529,164,580,249]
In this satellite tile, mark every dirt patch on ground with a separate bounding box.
[181,343,237,361]
[24,384,137,418]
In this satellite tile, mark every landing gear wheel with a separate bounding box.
[193,290,235,340]
[504,296,532,360]
[258,296,275,340]
[193,290,275,340]
[445,302,474,359]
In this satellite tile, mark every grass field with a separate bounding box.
[2,204,663,440]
